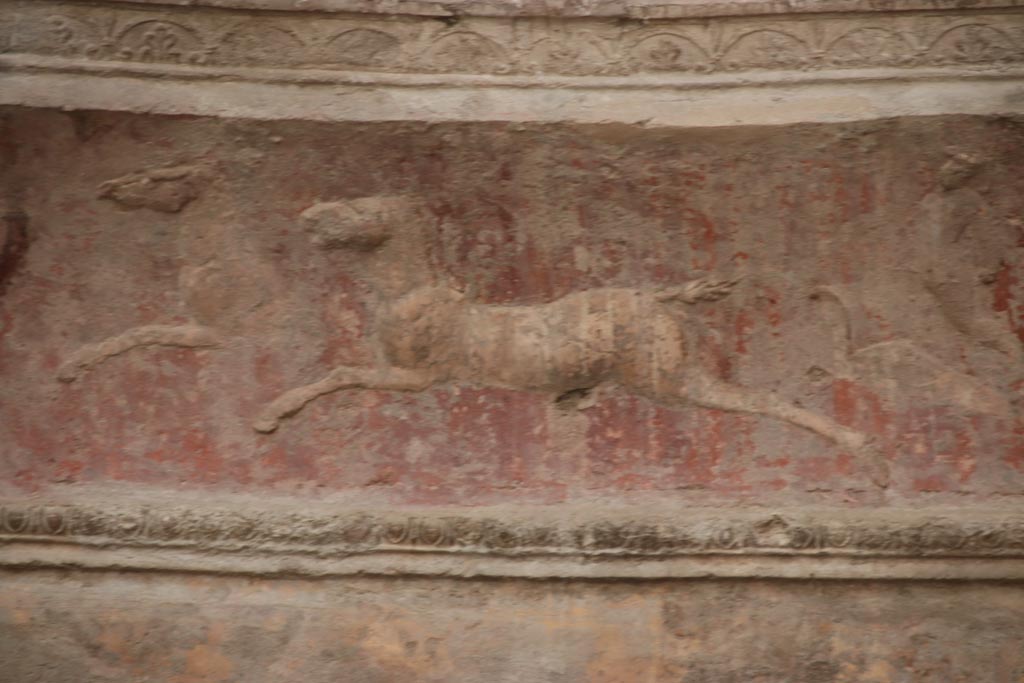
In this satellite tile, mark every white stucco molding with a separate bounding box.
[2,0,1023,124]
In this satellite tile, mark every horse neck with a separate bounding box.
[364,243,437,302]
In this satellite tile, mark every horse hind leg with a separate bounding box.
[679,371,889,488]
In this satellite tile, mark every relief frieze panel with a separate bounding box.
[2,0,1023,78]
[1,108,1023,506]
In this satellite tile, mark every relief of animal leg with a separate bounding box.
[253,366,438,434]
[658,277,740,305]
[680,372,890,488]
[58,324,220,382]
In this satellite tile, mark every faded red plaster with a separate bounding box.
[992,259,1024,344]
[2,111,1023,506]
[1007,423,1024,471]
[733,309,753,354]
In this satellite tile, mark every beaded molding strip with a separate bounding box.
[2,500,1023,579]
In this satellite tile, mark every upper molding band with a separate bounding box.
[6,1,1023,79]
[3,0,1024,124]
[75,0,1024,19]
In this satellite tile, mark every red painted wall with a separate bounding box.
[2,109,1023,507]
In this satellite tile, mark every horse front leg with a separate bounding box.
[253,365,439,433]
[58,324,220,382]
[680,371,889,488]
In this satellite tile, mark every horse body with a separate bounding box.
[377,285,693,398]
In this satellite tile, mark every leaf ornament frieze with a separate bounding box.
[3,0,1023,79]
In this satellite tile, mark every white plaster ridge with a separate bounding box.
[2,62,1023,126]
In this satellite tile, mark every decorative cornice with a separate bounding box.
[5,1,1023,78]
[55,0,1024,19]
[2,500,1023,580]
[2,0,1024,125]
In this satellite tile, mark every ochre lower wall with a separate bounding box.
[3,571,1023,682]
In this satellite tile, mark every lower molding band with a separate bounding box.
[1,500,1022,580]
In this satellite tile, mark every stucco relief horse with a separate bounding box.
[254,197,888,486]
